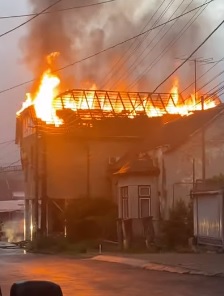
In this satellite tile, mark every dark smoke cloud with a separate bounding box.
[20,0,216,95]
[20,0,73,75]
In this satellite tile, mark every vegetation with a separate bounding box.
[161,199,193,249]
[27,198,118,254]
[65,198,118,243]
[206,173,224,184]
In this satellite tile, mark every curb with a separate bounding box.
[92,255,224,277]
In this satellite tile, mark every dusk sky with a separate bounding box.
[0,0,224,166]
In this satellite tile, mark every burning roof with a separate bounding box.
[16,53,221,127]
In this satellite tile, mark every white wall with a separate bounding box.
[117,174,159,220]
[160,111,224,217]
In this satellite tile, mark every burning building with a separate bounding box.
[15,53,220,239]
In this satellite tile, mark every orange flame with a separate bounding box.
[17,54,220,127]
[17,52,62,126]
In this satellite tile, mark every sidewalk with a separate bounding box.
[92,253,224,276]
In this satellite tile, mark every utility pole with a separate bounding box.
[34,126,39,237]
[176,56,213,183]
[86,142,90,199]
[40,129,47,236]
[194,59,197,103]
[201,96,206,182]
[176,56,213,100]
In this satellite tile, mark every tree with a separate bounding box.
[162,199,193,249]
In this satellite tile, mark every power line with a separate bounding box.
[0,140,14,146]
[197,69,224,92]
[0,0,214,96]
[113,0,189,90]
[100,0,168,89]
[0,0,117,19]
[129,0,205,90]
[0,0,61,38]
[180,57,224,94]
[1,160,21,169]
[109,0,178,90]
[205,79,224,97]
[152,18,224,92]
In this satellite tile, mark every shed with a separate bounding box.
[192,181,224,248]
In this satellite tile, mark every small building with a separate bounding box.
[0,167,25,241]
[192,180,224,248]
[153,104,224,218]
[113,154,160,220]
[114,104,224,222]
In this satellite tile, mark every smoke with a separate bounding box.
[20,0,220,94]
[2,219,24,243]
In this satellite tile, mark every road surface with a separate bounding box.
[0,248,223,296]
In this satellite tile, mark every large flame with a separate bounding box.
[17,54,220,127]
[17,52,62,126]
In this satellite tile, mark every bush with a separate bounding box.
[30,236,68,252]
[66,198,118,243]
[161,200,193,249]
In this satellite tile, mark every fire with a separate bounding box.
[17,69,62,126]
[17,54,220,127]
[166,79,218,116]
[170,79,179,105]
[17,52,62,126]
[32,70,61,125]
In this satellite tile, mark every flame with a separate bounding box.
[17,55,220,127]
[170,79,179,105]
[166,79,218,116]
[17,52,62,126]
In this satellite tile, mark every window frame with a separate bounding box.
[138,185,151,197]
[120,186,129,219]
[138,185,151,218]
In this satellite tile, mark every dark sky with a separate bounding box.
[0,0,224,166]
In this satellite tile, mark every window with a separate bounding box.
[138,185,151,218]
[120,186,128,219]
[121,186,128,198]
[139,185,151,197]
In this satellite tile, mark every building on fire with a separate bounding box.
[16,87,220,240]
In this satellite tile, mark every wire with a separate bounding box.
[109,0,178,90]
[152,18,224,92]
[1,160,21,169]
[180,57,224,94]
[205,79,224,96]
[0,0,117,19]
[197,69,224,92]
[0,0,214,96]
[0,0,61,38]
[100,0,168,89]
[0,140,14,145]
[129,0,203,90]
[113,0,189,90]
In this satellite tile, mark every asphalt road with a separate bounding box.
[0,249,223,296]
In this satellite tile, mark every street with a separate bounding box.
[0,249,223,296]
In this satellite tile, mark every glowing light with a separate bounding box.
[17,56,220,126]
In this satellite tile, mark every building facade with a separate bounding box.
[114,105,224,220]
[16,106,164,239]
